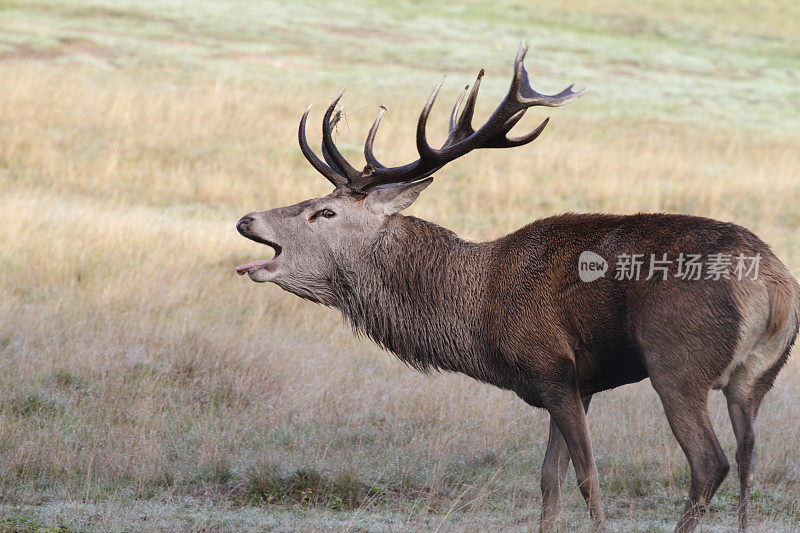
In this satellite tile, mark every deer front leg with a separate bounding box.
[543,389,606,531]
[540,395,592,532]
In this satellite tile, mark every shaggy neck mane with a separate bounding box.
[333,215,491,377]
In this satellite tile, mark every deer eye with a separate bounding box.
[310,209,336,222]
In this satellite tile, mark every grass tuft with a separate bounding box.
[243,462,376,510]
[4,391,63,418]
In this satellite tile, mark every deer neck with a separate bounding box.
[334,215,491,376]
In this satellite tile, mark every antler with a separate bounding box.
[298,40,586,192]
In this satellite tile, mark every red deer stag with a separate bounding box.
[235,42,799,532]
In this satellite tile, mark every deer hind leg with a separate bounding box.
[723,384,756,533]
[723,325,796,532]
[651,380,729,533]
[539,395,592,532]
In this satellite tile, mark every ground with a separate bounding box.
[0,1,799,531]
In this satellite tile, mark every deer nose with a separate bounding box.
[236,215,254,236]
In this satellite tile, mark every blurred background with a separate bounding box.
[0,1,798,530]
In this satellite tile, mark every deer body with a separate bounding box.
[309,211,795,404]
[235,43,799,532]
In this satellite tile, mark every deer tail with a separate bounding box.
[763,266,800,338]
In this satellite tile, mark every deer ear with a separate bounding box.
[366,177,433,215]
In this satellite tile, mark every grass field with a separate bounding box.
[1,1,799,530]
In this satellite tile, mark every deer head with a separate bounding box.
[235,41,585,303]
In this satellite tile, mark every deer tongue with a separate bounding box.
[235,260,272,275]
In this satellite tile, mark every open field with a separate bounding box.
[1,1,799,530]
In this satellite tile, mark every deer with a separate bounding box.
[235,42,799,532]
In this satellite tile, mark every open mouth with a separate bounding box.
[235,241,282,276]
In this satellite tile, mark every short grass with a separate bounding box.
[0,1,799,530]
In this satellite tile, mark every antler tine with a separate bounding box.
[321,89,362,182]
[518,69,586,106]
[298,105,348,187]
[506,116,549,146]
[445,69,483,147]
[364,106,387,169]
[448,85,468,134]
[514,40,587,107]
[482,115,549,148]
[415,77,446,161]
[321,109,345,173]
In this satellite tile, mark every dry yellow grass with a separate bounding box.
[1,1,799,530]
